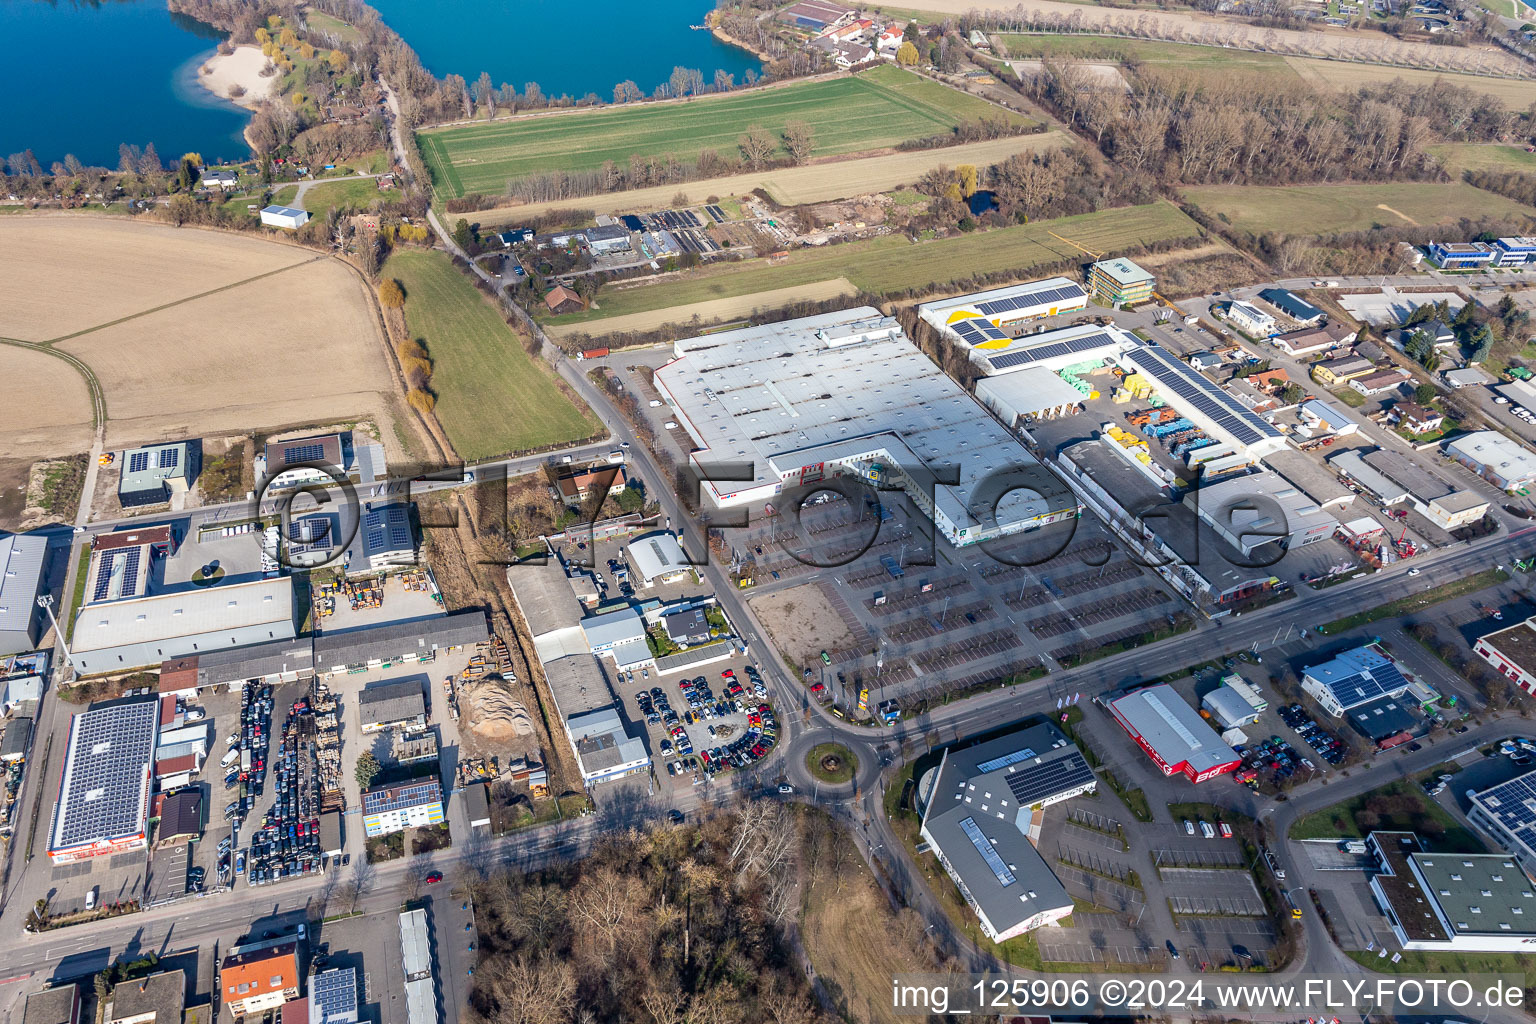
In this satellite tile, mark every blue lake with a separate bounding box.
[2,0,254,170]
[366,0,761,101]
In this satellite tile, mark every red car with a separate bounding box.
[425,871,443,884]
[810,682,825,693]
[721,669,735,679]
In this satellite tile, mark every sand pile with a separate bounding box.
[459,676,534,740]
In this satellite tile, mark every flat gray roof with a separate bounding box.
[1413,850,1536,937]
[357,680,426,726]
[1109,685,1234,776]
[543,654,615,718]
[506,558,585,639]
[315,610,486,668]
[0,533,48,636]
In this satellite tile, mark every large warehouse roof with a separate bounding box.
[71,578,294,655]
[506,557,585,640]
[544,654,615,717]
[968,322,1138,376]
[50,698,158,857]
[918,278,1088,332]
[314,610,486,669]
[0,532,48,640]
[1470,770,1536,862]
[1120,346,1287,454]
[1109,685,1234,778]
[655,308,1070,542]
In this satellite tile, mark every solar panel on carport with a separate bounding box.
[1129,345,1283,445]
[1003,751,1094,807]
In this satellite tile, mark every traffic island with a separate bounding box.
[806,742,857,785]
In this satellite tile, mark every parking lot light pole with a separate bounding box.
[37,594,79,674]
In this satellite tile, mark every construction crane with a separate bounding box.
[1047,230,1103,260]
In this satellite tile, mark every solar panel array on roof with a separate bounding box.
[1325,660,1407,707]
[959,816,1017,886]
[1128,346,1283,445]
[1003,751,1095,808]
[312,968,358,1024]
[128,451,150,474]
[53,699,158,850]
[951,319,1009,347]
[158,447,179,469]
[91,547,142,603]
[283,442,326,464]
[975,282,1085,317]
[1475,772,1536,852]
[363,506,413,553]
[363,780,441,816]
[984,330,1118,372]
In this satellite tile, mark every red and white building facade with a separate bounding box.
[1475,617,1536,696]
[1107,685,1240,783]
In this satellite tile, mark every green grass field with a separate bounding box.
[1430,143,1536,175]
[384,250,598,459]
[299,178,398,215]
[544,201,1201,326]
[418,65,1029,198]
[1181,182,1534,235]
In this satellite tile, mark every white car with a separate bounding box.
[1496,396,1511,404]
[85,886,97,911]
[1200,821,1216,840]
[1184,819,1195,836]
[1407,567,1421,576]
[664,422,678,430]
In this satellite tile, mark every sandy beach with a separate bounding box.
[197,44,277,109]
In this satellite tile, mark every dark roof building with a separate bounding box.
[1346,694,1418,746]
[105,970,184,1024]
[157,788,203,845]
[1258,287,1325,324]
[663,607,710,645]
[314,611,487,674]
[544,285,585,315]
[461,780,491,829]
[22,984,79,1024]
[118,442,200,508]
[358,503,417,571]
[356,680,426,732]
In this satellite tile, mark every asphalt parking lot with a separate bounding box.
[144,842,189,906]
[621,654,778,789]
[1159,867,1265,916]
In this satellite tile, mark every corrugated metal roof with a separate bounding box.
[0,533,48,635]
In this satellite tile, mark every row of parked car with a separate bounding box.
[245,696,325,887]
[223,684,273,825]
[1278,703,1346,765]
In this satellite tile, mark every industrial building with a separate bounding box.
[1202,686,1261,729]
[1225,301,1276,336]
[778,0,853,28]
[505,558,651,784]
[357,680,427,732]
[399,909,438,1024]
[1185,471,1339,556]
[105,970,183,1024]
[1088,257,1154,307]
[260,433,350,491]
[917,278,1089,338]
[313,610,487,676]
[1258,288,1325,325]
[84,527,172,605]
[974,369,1088,425]
[48,698,159,862]
[652,309,1081,548]
[0,532,50,655]
[1368,831,1536,951]
[963,322,1140,378]
[1119,345,1289,458]
[361,778,445,837]
[916,722,1092,941]
[358,503,417,571]
[1328,448,1488,531]
[1311,355,1375,385]
[1446,431,1536,491]
[1474,616,1536,695]
[117,442,199,508]
[305,968,358,1024]
[69,577,296,674]
[1426,241,1495,269]
[1106,685,1239,782]
[1467,770,1536,877]
[21,984,80,1024]
[1301,646,1411,717]
[259,205,310,230]
[221,941,300,1018]
[1272,322,1356,356]
[1345,695,1417,747]
[627,531,692,586]
[580,605,653,671]
[1494,236,1536,266]
[1298,399,1359,437]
